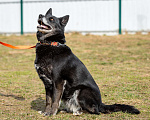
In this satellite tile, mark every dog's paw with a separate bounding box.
[38,111,43,114]
[59,110,67,113]
[43,112,52,116]
[38,111,51,116]
[73,111,83,116]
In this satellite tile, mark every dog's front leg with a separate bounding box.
[38,74,53,116]
[37,73,53,116]
[49,80,66,116]
[44,85,53,116]
[35,64,53,115]
[39,74,54,116]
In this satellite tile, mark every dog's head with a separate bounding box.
[37,8,69,44]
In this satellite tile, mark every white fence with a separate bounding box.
[0,0,150,35]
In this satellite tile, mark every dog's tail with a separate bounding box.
[99,103,140,114]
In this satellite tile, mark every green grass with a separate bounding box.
[0,33,150,119]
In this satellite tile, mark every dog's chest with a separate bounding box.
[35,44,71,77]
[35,52,53,77]
[35,47,54,77]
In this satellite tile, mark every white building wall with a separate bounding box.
[122,0,150,32]
[0,0,150,34]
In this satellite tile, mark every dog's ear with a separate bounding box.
[45,8,52,16]
[59,15,69,27]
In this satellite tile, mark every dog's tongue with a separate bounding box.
[40,25,48,29]
[37,24,48,29]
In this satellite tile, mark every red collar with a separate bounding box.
[40,42,59,46]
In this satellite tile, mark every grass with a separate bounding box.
[0,33,150,119]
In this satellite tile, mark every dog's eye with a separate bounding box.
[50,18,54,21]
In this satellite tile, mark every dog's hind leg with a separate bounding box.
[65,90,82,116]
[78,89,100,115]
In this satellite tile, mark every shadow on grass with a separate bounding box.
[31,97,45,112]
[0,93,25,101]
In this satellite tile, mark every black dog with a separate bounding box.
[35,8,140,116]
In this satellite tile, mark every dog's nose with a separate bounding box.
[39,14,43,18]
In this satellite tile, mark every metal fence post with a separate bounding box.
[119,0,122,34]
[20,0,23,35]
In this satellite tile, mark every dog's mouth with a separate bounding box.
[37,20,52,31]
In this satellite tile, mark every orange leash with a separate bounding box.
[0,41,36,49]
